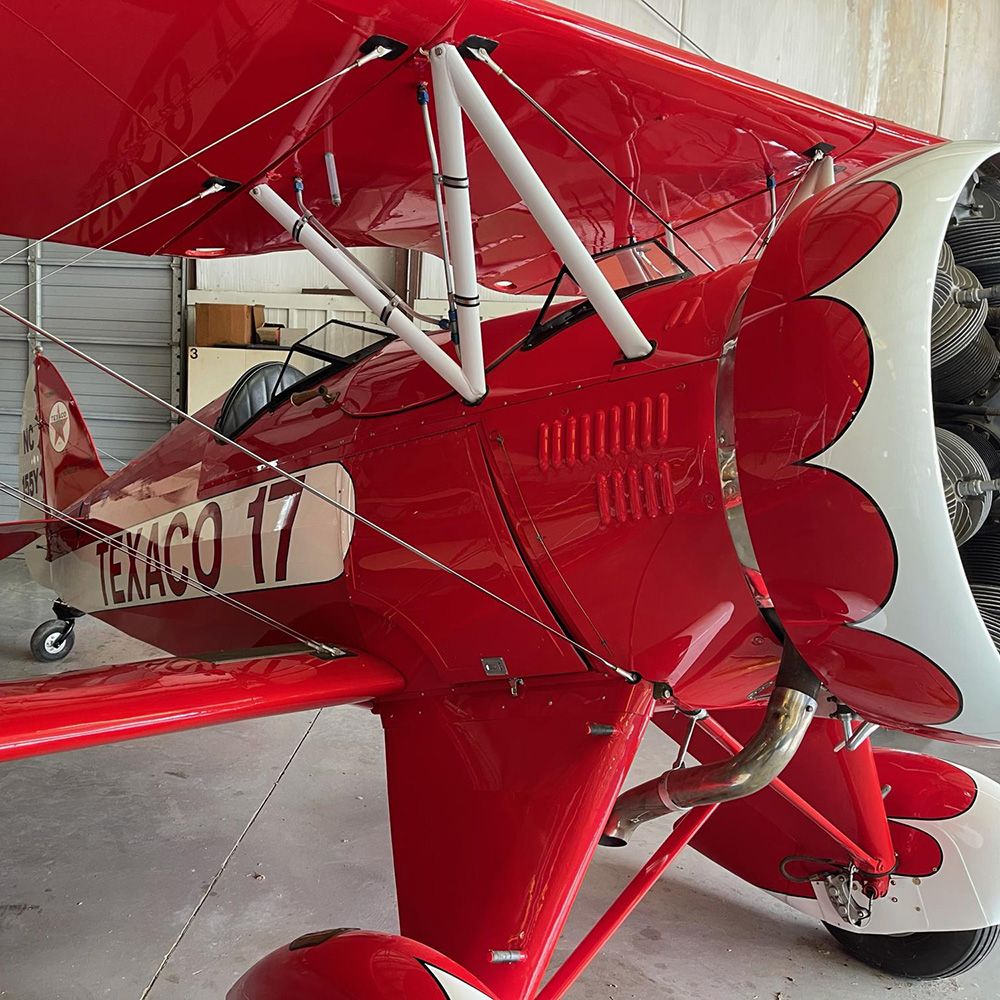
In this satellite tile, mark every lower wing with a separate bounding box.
[0,648,403,762]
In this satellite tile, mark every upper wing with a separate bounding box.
[0,0,935,289]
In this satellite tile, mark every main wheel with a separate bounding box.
[30,620,75,662]
[824,922,1000,979]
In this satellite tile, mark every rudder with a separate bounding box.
[19,349,107,516]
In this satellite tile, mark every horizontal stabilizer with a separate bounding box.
[0,512,123,564]
[0,648,403,762]
[0,517,61,560]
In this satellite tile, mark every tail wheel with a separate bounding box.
[30,620,75,662]
[824,923,1000,979]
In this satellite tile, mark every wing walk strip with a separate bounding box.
[0,304,638,682]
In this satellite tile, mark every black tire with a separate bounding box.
[824,922,1000,979]
[30,620,75,662]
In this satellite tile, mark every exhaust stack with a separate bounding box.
[602,644,818,846]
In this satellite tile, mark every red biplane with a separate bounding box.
[3,1,1000,996]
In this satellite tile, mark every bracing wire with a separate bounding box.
[468,47,715,273]
[95,444,126,467]
[738,159,817,263]
[0,185,225,307]
[0,480,338,655]
[0,303,638,682]
[417,82,460,341]
[291,177,445,329]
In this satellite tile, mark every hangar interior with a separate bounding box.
[3,2,1000,999]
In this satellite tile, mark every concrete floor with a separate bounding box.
[1,559,998,999]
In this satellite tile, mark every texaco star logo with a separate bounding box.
[47,400,70,453]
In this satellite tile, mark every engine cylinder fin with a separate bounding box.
[971,584,1000,650]
[932,328,999,402]
[936,170,1000,656]
[953,423,1000,478]
[961,522,1000,586]
[931,240,998,402]
[931,245,988,367]
[946,177,1000,288]
[937,427,993,546]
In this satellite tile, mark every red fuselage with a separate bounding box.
[63,262,780,711]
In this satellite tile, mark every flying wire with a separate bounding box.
[94,444,126,467]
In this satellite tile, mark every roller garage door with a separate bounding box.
[0,237,182,521]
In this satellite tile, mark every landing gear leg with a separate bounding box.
[30,600,83,663]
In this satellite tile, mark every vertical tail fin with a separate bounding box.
[20,350,107,515]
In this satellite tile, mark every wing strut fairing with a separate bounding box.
[430,43,654,359]
[251,183,485,403]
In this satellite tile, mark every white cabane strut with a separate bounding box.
[251,183,479,399]
[251,42,654,403]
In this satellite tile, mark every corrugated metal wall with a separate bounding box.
[0,239,181,520]
[0,238,31,521]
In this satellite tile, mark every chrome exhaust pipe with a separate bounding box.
[601,643,819,847]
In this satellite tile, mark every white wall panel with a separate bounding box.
[939,0,1000,141]
[555,0,990,140]
[668,1,948,134]
[552,0,683,44]
[196,247,394,294]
